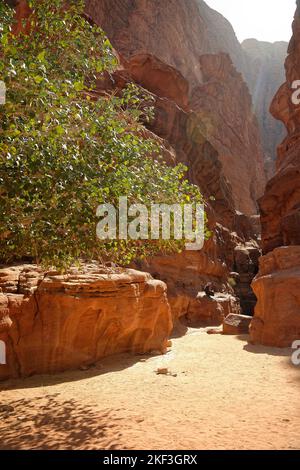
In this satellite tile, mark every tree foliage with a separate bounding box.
[0,0,209,268]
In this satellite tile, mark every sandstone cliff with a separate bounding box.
[251,247,300,347]
[98,60,245,323]
[85,0,250,89]
[85,0,266,321]
[5,0,267,339]
[0,265,172,379]
[250,1,300,347]
[259,4,300,255]
[242,39,288,178]
[85,0,266,215]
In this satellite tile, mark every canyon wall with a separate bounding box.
[85,0,266,321]
[250,1,300,347]
[85,0,250,89]
[86,0,266,216]
[251,247,300,347]
[259,4,300,255]
[242,39,288,178]
[0,265,172,379]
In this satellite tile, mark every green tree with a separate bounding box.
[0,0,209,268]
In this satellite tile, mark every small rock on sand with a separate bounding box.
[156,368,169,375]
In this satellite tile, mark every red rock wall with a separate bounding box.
[242,39,288,178]
[85,0,266,216]
[5,1,263,331]
[251,247,300,347]
[0,265,172,380]
[191,53,265,215]
[250,2,300,347]
[98,58,254,321]
[87,0,265,319]
[259,1,300,255]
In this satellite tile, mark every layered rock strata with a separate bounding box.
[85,0,266,215]
[251,2,300,347]
[0,265,172,379]
[85,0,266,322]
[242,39,288,177]
[251,247,300,347]
[8,0,265,325]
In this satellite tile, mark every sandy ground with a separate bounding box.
[0,329,299,450]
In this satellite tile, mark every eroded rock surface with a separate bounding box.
[259,2,300,255]
[251,247,300,347]
[0,265,172,380]
[191,53,265,215]
[85,0,266,215]
[98,55,259,324]
[85,0,265,322]
[242,39,288,177]
[8,0,264,326]
[223,313,252,336]
[251,1,300,347]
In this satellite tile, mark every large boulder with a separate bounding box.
[0,265,172,380]
[223,313,251,335]
[250,247,300,347]
[186,293,240,327]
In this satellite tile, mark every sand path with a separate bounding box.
[0,330,299,450]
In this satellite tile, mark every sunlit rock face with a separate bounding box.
[259,1,300,255]
[242,39,288,178]
[85,0,250,90]
[85,0,265,321]
[85,0,266,216]
[7,0,264,328]
[191,52,265,216]
[0,265,172,380]
[251,247,300,347]
[250,1,300,348]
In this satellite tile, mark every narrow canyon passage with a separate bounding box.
[0,330,299,450]
[1,0,300,454]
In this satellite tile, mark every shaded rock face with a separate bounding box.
[139,239,241,326]
[85,0,265,322]
[250,2,300,348]
[191,53,265,215]
[251,247,300,347]
[242,39,288,178]
[259,2,300,255]
[8,0,263,326]
[0,265,172,380]
[85,0,266,216]
[233,244,260,315]
[85,0,250,90]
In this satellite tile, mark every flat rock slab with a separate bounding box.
[223,314,252,335]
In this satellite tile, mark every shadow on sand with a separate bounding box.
[0,350,158,391]
[0,394,123,450]
[234,335,292,357]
